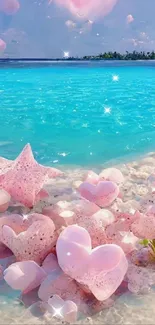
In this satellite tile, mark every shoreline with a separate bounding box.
[1,58,155,62]
[1,59,155,64]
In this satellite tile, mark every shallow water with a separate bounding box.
[1,61,155,166]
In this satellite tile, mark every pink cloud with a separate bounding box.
[54,0,118,20]
[126,14,134,24]
[0,39,6,53]
[0,0,20,15]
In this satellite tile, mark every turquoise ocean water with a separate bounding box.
[0,60,155,166]
[1,61,155,322]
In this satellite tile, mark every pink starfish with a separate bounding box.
[0,144,63,207]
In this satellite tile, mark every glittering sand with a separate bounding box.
[1,152,155,324]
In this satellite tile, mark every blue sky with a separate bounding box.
[0,0,155,58]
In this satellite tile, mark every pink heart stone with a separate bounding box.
[78,181,119,207]
[1,216,56,264]
[0,213,54,256]
[56,225,128,301]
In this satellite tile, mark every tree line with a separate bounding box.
[79,51,155,60]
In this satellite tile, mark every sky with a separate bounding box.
[0,0,155,58]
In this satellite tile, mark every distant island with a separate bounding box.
[82,50,155,60]
[1,51,155,61]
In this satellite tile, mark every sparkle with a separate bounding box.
[104,107,111,114]
[53,160,59,163]
[63,51,70,58]
[130,208,136,215]
[97,129,101,133]
[82,123,88,128]
[52,306,63,318]
[65,20,76,29]
[22,214,29,221]
[67,252,71,256]
[60,211,74,218]
[112,75,119,82]
[122,232,138,244]
[96,33,99,36]
[88,20,93,25]
[90,152,93,156]
[58,152,69,157]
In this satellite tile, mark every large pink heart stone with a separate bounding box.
[78,181,119,207]
[56,225,128,301]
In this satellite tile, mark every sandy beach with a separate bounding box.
[0,152,155,324]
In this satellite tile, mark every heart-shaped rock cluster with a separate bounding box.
[0,145,155,323]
